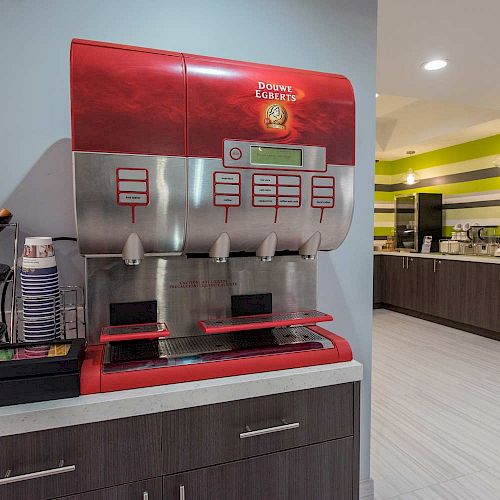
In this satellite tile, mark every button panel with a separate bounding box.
[119,193,148,204]
[254,196,277,206]
[118,180,148,192]
[215,172,240,184]
[215,195,240,206]
[312,198,334,208]
[116,168,149,207]
[278,197,300,207]
[252,173,301,209]
[229,147,242,160]
[215,184,240,195]
[278,186,300,196]
[213,172,241,207]
[254,185,277,195]
[312,176,334,187]
[254,175,276,185]
[278,175,301,186]
[311,176,335,210]
[313,187,334,197]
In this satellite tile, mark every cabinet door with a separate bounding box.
[382,256,434,312]
[462,262,500,331]
[0,414,162,500]
[162,384,354,474]
[382,256,407,307]
[163,438,353,500]
[373,255,383,307]
[57,478,162,500]
[431,259,468,322]
[408,257,436,315]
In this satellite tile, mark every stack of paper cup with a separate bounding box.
[21,237,61,342]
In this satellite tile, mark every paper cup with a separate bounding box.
[23,237,54,258]
[21,268,58,277]
[21,258,57,271]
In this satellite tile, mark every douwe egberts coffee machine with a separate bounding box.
[70,39,356,394]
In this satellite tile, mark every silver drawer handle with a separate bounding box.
[143,492,149,500]
[179,485,185,500]
[0,464,75,485]
[239,420,300,439]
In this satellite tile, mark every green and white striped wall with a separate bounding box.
[374,134,500,239]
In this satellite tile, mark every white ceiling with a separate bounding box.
[376,0,500,160]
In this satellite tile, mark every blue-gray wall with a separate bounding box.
[0,0,377,481]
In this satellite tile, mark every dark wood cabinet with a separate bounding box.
[375,254,500,340]
[0,383,360,500]
[0,414,162,500]
[462,262,500,331]
[381,255,408,309]
[57,478,162,500]
[373,255,383,307]
[162,384,354,474]
[381,255,431,312]
[163,438,353,500]
[430,259,468,323]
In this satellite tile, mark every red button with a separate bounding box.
[229,147,242,160]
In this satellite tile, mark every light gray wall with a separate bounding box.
[0,0,377,481]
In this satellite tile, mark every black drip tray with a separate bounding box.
[103,327,334,373]
[108,339,159,363]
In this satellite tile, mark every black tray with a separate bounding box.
[0,372,81,406]
[0,339,85,407]
[0,339,85,380]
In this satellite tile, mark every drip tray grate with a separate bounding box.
[158,327,332,359]
[199,310,333,334]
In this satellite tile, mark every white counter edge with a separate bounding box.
[0,360,363,437]
[374,251,500,264]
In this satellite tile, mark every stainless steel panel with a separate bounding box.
[85,255,316,343]
[185,158,354,252]
[74,152,187,255]
[223,139,326,171]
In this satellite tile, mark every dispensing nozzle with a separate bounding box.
[210,233,230,263]
[256,232,277,262]
[299,232,321,260]
[122,233,144,266]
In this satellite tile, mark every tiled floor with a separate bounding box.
[371,309,500,500]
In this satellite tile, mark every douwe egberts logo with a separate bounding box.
[264,104,288,130]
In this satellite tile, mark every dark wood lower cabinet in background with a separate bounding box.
[0,383,360,500]
[163,438,353,500]
[374,254,500,340]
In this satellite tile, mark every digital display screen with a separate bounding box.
[250,146,302,167]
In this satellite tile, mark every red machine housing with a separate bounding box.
[72,39,355,394]
[80,326,353,395]
[71,39,355,165]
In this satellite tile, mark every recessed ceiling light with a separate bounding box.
[375,93,379,98]
[422,59,448,71]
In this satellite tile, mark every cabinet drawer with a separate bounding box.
[163,383,354,474]
[0,414,162,500]
[57,478,162,500]
[163,438,354,500]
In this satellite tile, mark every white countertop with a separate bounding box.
[374,251,500,264]
[0,361,362,437]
